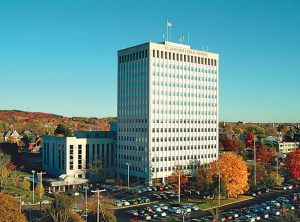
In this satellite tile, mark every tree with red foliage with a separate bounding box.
[246,133,255,148]
[223,138,245,151]
[286,150,300,180]
[256,146,277,165]
[246,133,262,149]
[166,169,189,190]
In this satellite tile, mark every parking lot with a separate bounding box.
[109,184,300,222]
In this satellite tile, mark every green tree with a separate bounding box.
[10,174,20,187]
[54,124,72,137]
[48,193,74,222]
[0,151,12,191]
[20,178,31,191]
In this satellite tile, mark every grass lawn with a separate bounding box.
[3,169,53,204]
[198,195,253,211]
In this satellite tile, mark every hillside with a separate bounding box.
[0,110,116,137]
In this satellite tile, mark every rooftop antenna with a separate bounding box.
[207,45,209,51]
[179,35,184,44]
[162,34,165,41]
[187,32,190,45]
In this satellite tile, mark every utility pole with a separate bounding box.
[37,171,46,183]
[91,189,106,222]
[254,138,257,188]
[126,163,130,188]
[31,170,35,203]
[83,186,88,222]
[276,157,279,183]
[14,196,25,213]
[177,165,181,204]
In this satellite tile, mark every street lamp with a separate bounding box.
[31,170,36,203]
[126,163,130,188]
[91,189,106,222]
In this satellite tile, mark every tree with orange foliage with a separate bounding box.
[209,152,249,198]
[166,168,189,189]
[286,150,300,180]
[256,146,277,165]
[0,192,27,222]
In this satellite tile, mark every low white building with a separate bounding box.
[42,131,116,192]
[275,142,299,154]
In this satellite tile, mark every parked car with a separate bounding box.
[259,203,271,210]
[283,184,293,190]
[267,208,280,216]
[159,211,167,217]
[259,187,270,193]
[168,207,181,214]
[121,200,130,206]
[152,205,162,212]
[158,203,168,210]
[266,200,280,207]
[149,212,158,219]
[138,214,151,221]
[190,205,200,211]
[115,200,122,207]
[245,191,256,197]
[182,206,192,213]
[141,197,151,202]
[273,185,287,190]
[282,204,295,210]
[240,215,255,222]
[150,194,161,201]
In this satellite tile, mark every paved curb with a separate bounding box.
[199,196,253,211]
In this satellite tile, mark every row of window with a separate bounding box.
[153,72,217,81]
[119,50,148,63]
[152,81,217,90]
[151,164,205,173]
[152,50,217,66]
[117,145,145,151]
[151,144,217,152]
[117,118,217,124]
[152,153,217,162]
[152,63,217,74]
[152,127,217,133]
[152,101,217,107]
[151,136,217,142]
[152,110,217,116]
[152,90,217,98]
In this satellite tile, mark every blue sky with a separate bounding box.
[0,0,299,122]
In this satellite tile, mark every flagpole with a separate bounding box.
[166,20,168,41]
[170,25,172,41]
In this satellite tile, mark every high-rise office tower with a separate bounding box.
[117,41,219,185]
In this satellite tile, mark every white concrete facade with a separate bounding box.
[42,131,116,182]
[117,41,219,185]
